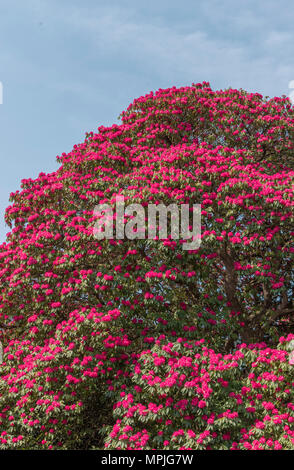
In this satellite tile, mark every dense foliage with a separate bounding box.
[0,82,293,449]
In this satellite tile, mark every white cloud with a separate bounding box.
[4,0,294,98]
[55,4,294,98]
[265,31,293,46]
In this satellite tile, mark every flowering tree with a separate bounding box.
[0,82,293,449]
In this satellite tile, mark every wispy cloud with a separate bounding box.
[50,1,294,96]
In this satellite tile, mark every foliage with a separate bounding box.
[0,82,293,449]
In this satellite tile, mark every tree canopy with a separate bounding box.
[0,82,293,450]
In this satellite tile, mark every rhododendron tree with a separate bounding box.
[0,82,293,449]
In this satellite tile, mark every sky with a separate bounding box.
[0,0,294,242]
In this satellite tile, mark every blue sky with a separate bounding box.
[0,0,294,242]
